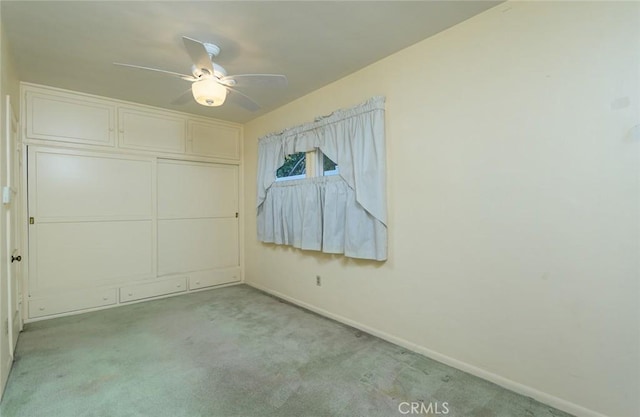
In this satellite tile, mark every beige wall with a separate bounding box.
[243,2,640,417]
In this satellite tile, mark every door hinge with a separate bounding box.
[29,217,35,224]
[235,212,238,218]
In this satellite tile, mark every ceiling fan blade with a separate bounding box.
[182,36,214,75]
[171,89,193,106]
[221,74,288,88]
[114,63,196,81]
[226,87,261,112]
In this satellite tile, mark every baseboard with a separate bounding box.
[246,281,608,417]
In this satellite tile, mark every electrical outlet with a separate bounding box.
[316,275,322,286]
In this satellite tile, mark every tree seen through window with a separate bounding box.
[276,152,306,178]
[276,151,338,179]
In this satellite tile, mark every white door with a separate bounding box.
[1,95,19,397]
[6,96,22,349]
[27,148,155,305]
[157,160,239,279]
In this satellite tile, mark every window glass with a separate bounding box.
[323,154,339,176]
[276,152,306,180]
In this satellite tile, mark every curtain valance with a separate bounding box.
[256,97,387,261]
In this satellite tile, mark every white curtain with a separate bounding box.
[256,96,387,261]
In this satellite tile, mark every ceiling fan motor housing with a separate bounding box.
[203,43,220,58]
[191,62,227,80]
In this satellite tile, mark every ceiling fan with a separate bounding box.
[114,36,288,111]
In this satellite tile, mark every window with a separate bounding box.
[276,150,338,181]
[257,96,387,261]
[321,153,338,176]
[275,152,306,181]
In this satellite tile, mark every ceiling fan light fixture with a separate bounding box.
[116,37,285,111]
[192,78,227,106]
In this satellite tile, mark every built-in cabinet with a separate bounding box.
[25,89,116,147]
[187,119,240,159]
[22,83,241,162]
[118,107,187,153]
[21,83,243,320]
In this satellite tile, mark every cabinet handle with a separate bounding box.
[11,255,21,263]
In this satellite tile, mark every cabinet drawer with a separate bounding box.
[120,276,187,303]
[189,267,240,290]
[29,288,117,319]
[26,90,115,146]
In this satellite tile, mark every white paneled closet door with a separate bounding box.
[27,148,155,298]
[157,160,240,288]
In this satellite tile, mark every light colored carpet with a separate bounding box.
[0,284,573,417]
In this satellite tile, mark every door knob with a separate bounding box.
[11,255,21,263]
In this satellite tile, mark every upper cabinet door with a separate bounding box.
[118,107,187,153]
[187,119,240,160]
[26,90,116,146]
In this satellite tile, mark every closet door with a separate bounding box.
[27,148,155,303]
[157,160,239,288]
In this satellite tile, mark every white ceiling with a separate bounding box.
[1,1,500,124]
